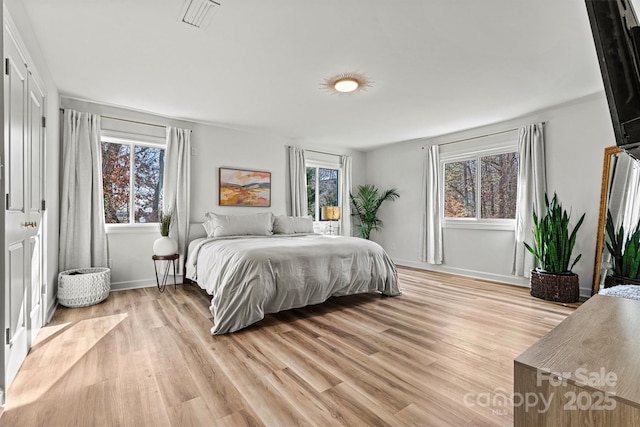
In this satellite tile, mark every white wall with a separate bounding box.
[11,0,610,299]
[62,98,366,289]
[5,0,61,319]
[366,93,615,296]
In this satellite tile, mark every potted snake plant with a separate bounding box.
[524,193,585,303]
[604,210,640,287]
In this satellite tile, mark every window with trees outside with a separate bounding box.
[443,150,518,226]
[102,136,165,224]
[306,165,340,221]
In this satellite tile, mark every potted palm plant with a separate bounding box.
[524,193,585,303]
[604,210,640,287]
[350,184,400,239]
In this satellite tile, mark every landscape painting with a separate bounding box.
[219,167,271,207]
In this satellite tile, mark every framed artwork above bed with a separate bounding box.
[219,167,271,207]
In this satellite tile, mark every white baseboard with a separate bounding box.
[43,278,181,322]
[393,258,530,288]
[46,296,58,324]
[393,258,592,298]
[110,276,184,292]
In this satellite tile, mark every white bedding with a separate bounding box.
[186,234,400,334]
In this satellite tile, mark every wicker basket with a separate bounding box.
[58,267,111,308]
[530,269,579,303]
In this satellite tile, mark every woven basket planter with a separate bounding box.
[530,269,579,303]
[604,275,640,289]
[58,267,111,308]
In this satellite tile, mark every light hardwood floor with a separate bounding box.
[0,267,575,426]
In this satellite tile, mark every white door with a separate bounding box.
[27,71,44,345]
[3,31,40,385]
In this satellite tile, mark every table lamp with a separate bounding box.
[322,206,341,235]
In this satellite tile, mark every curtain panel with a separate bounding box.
[59,109,108,271]
[164,127,191,269]
[512,123,547,277]
[421,145,443,264]
[618,157,640,230]
[288,146,307,216]
[340,155,352,236]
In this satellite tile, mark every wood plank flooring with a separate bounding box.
[0,267,575,426]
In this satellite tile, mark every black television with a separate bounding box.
[585,0,640,159]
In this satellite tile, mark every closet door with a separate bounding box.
[4,32,29,385]
[27,71,44,345]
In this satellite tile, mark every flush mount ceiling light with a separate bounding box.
[334,78,359,93]
[179,0,221,28]
[322,73,372,95]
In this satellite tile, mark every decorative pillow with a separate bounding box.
[291,216,314,233]
[273,215,295,234]
[203,212,273,237]
[273,215,315,234]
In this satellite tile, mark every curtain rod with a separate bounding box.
[60,108,168,129]
[421,122,546,149]
[304,148,341,157]
[101,115,167,129]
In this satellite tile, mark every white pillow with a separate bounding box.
[203,212,273,237]
[202,219,215,237]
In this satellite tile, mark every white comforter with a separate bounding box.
[186,234,400,334]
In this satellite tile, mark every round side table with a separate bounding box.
[152,254,179,292]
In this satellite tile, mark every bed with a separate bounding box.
[185,212,400,334]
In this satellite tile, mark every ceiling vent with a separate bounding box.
[178,0,221,28]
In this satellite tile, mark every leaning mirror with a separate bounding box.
[593,146,640,295]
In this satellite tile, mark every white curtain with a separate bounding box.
[617,155,640,230]
[288,146,307,216]
[59,109,108,271]
[513,123,547,277]
[340,155,352,236]
[164,127,191,269]
[421,145,443,264]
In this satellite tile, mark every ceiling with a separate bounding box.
[21,0,604,151]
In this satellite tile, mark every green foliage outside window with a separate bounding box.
[307,166,339,221]
[444,152,518,220]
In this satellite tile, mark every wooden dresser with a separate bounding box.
[514,294,640,426]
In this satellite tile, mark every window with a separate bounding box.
[480,153,518,219]
[443,150,518,226]
[306,165,340,221]
[102,136,165,224]
[444,159,477,218]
